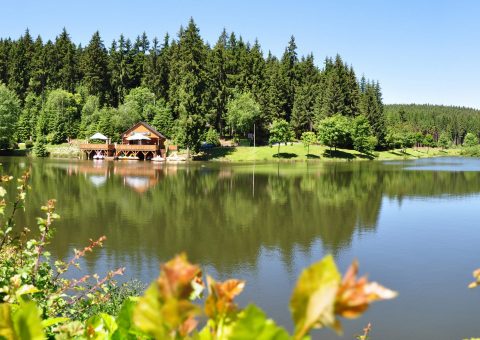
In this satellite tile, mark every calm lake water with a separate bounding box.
[1,156,480,339]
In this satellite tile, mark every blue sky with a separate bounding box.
[1,0,479,108]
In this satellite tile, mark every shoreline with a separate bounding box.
[2,144,465,163]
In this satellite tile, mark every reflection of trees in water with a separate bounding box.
[3,159,480,273]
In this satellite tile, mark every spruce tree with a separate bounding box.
[55,28,78,92]
[207,29,230,132]
[33,135,48,157]
[0,39,12,85]
[280,36,299,120]
[8,29,34,101]
[81,31,110,104]
[360,82,387,148]
[168,19,209,153]
[143,34,171,102]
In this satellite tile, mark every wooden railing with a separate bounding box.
[80,144,115,150]
[115,144,160,151]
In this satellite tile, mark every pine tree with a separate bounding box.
[207,29,230,132]
[360,81,386,149]
[143,34,170,102]
[8,29,34,101]
[291,54,320,135]
[33,135,48,157]
[280,36,298,120]
[81,31,110,104]
[168,19,209,153]
[55,28,78,92]
[0,39,12,85]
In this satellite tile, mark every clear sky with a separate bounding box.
[1,0,479,108]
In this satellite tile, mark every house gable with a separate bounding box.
[122,122,167,140]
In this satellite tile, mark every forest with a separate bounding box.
[0,18,479,154]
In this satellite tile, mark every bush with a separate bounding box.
[438,133,450,149]
[463,132,478,147]
[33,137,49,157]
[204,127,221,147]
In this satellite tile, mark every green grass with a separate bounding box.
[195,143,461,162]
[46,143,81,158]
[28,141,461,162]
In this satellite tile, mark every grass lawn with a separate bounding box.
[47,143,81,158]
[16,141,461,162]
[195,143,461,162]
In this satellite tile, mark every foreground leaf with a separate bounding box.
[290,255,341,339]
[41,317,69,328]
[133,283,166,339]
[112,298,137,339]
[85,313,118,339]
[229,305,290,340]
[335,260,397,322]
[12,301,45,340]
[0,304,16,340]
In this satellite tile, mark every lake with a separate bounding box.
[1,156,480,339]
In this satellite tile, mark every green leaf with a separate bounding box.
[0,304,16,340]
[112,298,138,340]
[229,305,291,340]
[289,255,341,339]
[41,317,69,328]
[133,283,166,339]
[85,313,117,339]
[12,301,45,340]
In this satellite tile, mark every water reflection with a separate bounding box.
[2,158,480,272]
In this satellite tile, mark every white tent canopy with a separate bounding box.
[126,133,151,141]
[89,132,109,140]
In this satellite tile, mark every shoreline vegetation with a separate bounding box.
[0,142,463,162]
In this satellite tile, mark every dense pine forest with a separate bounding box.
[0,18,479,153]
[385,104,480,145]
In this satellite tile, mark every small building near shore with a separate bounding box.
[116,121,167,160]
[80,122,167,160]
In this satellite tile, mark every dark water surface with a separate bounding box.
[1,156,480,339]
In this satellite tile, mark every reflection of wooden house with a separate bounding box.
[80,122,167,160]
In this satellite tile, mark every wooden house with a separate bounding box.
[115,122,167,160]
[80,122,167,160]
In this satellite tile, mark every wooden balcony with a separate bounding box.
[80,144,115,151]
[115,144,160,152]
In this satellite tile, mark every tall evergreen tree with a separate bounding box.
[207,29,230,132]
[0,39,12,85]
[143,34,170,102]
[168,19,209,152]
[280,36,299,120]
[80,31,110,104]
[361,81,386,148]
[8,29,34,101]
[55,28,78,93]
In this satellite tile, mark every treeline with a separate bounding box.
[0,19,388,152]
[385,104,480,145]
